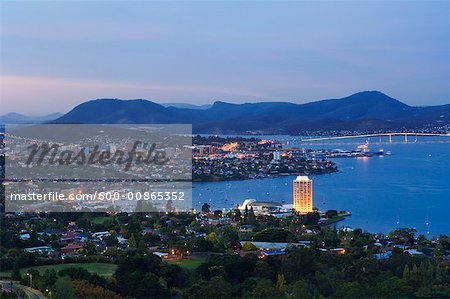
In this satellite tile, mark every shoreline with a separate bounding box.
[192,168,339,183]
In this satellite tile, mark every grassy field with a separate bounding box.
[167,257,205,270]
[0,263,117,278]
[91,216,114,224]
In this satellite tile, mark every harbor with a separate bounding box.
[193,136,450,235]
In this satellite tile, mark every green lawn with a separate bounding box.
[91,216,114,224]
[0,263,117,278]
[167,257,206,270]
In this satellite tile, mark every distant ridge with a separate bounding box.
[0,112,63,124]
[53,91,450,134]
[161,103,212,110]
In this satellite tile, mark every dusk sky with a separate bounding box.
[1,1,449,115]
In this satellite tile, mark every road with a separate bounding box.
[0,280,47,299]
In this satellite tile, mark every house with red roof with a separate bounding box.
[61,243,82,255]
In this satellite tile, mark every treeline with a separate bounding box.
[17,245,449,298]
[111,246,449,298]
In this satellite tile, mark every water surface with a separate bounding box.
[193,136,450,235]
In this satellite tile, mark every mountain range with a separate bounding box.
[0,112,63,124]
[161,103,212,110]
[47,91,450,134]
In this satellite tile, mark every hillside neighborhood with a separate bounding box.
[0,208,449,298]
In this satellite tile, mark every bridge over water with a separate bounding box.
[302,132,450,143]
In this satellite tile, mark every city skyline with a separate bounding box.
[1,1,449,114]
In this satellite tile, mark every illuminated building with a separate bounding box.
[293,176,313,214]
[221,142,239,151]
[272,150,281,162]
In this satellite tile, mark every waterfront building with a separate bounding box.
[238,199,292,216]
[239,199,282,213]
[272,150,281,162]
[293,176,313,214]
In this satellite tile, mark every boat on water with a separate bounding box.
[357,143,391,157]
[328,143,391,158]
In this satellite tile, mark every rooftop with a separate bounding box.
[294,175,311,182]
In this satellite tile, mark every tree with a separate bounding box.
[194,237,214,252]
[201,203,211,213]
[290,280,311,298]
[436,261,449,284]
[303,212,320,225]
[52,276,76,299]
[417,234,428,251]
[233,208,242,221]
[276,273,286,291]
[128,233,138,248]
[11,261,21,281]
[43,269,57,287]
[402,264,410,281]
[282,248,315,283]
[6,249,19,258]
[134,273,170,298]
[251,279,281,298]
[115,253,165,297]
[314,272,334,297]
[73,280,119,299]
[254,260,277,281]
[58,267,106,288]
[375,277,413,298]
[103,235,118,247]
[248,207,257,225]
[221,225,239,245]
[209,265,226,278]
[242,242,258,251]
[203,277,233,298]
[138,240,148,252]
[325,209,338,218]
[205,232,219,245]
[334,281,365,298]
[353,228,363,237]
[388,228,416,245]
[244,206,249,223]
[76,213,92,230]
[253,228,296,243]
[405,261,434,289]
[184,277,233,299]
[434,241,444,260]
[0,289,16,299]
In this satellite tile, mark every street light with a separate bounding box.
[26,272,32,288]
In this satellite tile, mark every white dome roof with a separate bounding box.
[294,176,311,182]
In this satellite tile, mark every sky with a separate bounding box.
[0,1,449,115]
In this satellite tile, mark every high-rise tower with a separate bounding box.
[293,176,313,214]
